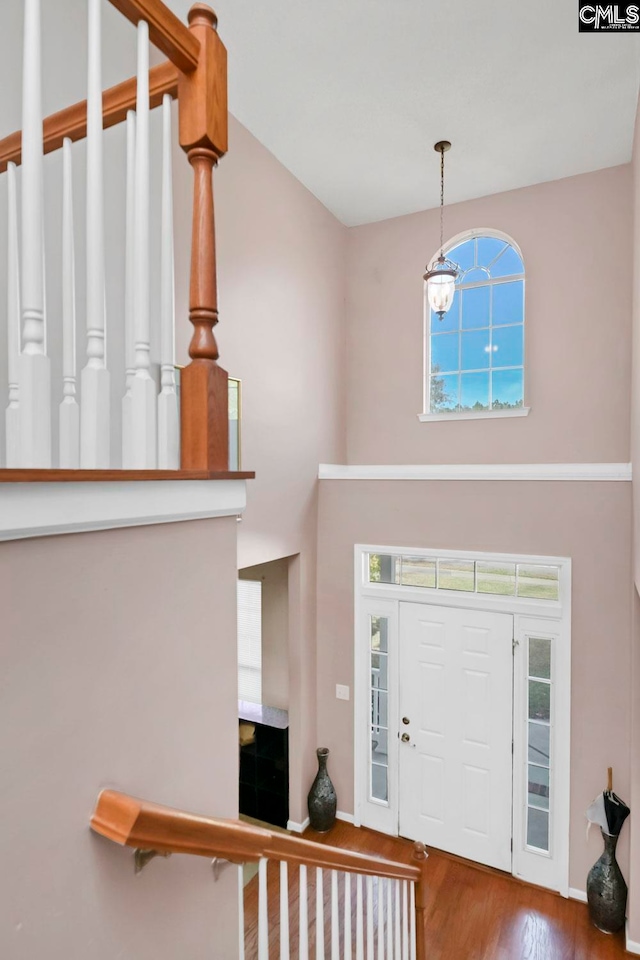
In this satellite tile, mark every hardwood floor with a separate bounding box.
[243,821,630,959]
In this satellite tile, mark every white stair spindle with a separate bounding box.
[316,867,325,960]
[409,883,416,960]
[401,882,409,960]
[344,873,352,960]
[377,878,385,960]
[59,138,79,467]
[280,860,290,960]
[331,871,339,960]
[258,858,269,960]
[131,18,157,467]
[356,874,364,960]
[300,863,309,960]
[20,0,50,467]
[6,162,20,466]
[366,876,374,960]
[157,93,179,468]
[238,865,246,960]
[386,879,392,960]
[394,882,400,960]
[81,0,110,468]
[122,109,136,467]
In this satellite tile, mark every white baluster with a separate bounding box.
[81,0,110,468]
[366,876,374,960]
[377,878,384,960]
[131,18,157,467]
[258,858,269,960]
[300,863,309,960]
[157,93,179,468]
[6,162,20,466]
[316,867,325,960]
[356,875,364,960]
[344,873,352,960]
[238,865,245,960]
[409,882,416,960]
[20,0,50,467]
[386,879,392,960]
[394,882,400,960]
[401,882,409,960]
[280,861,290,960]
[331,871,339,960]
[122,109,136,467]
[59,138,79,467]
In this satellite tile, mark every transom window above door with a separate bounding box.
[423,232,527,420]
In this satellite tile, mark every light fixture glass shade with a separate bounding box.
[424,257,459,319]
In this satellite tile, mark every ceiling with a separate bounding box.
[164,0,640,226]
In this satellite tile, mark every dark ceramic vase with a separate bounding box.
[587,830,627,934]
[308,747,337,832]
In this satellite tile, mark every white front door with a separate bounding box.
[398,602,514,872]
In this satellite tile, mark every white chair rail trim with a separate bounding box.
[318,463,632,482]
[0,479,247,542]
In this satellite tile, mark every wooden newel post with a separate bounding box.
[178,3,229,470]
[412,841,429,960]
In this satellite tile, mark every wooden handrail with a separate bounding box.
[0,468,254,482]
[107,0,201,73]
[0,61,179,175]
[91,790,423,883]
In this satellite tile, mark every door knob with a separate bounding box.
[402,717,410,725]
[401,733,411,743]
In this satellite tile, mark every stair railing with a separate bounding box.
[91,789,429,960]
[0,0,240,479]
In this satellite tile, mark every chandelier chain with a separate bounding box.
[440,143,445,257]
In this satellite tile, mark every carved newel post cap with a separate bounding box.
[188,3,218,29]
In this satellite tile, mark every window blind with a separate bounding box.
[237,579,262,704]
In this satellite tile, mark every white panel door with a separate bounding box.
[398,602,513,871]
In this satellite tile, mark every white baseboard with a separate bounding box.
[336,810,355,824]
[287,817,310,834]
[627,922,640,955]
[568,887,587,903]
[288,812,353,832]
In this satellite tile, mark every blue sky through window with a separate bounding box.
[428,235,525,413]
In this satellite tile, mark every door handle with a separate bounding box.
[401,733,411,743]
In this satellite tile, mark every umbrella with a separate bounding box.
[586,768,630,837]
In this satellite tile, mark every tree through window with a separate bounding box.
[427,234,525,414]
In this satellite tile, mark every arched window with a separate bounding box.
[425,232,526,417]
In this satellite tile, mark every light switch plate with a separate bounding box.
[336,684,350,701]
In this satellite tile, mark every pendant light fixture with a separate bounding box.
[423,140,459,321]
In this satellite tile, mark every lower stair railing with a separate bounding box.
[91,790,429,960]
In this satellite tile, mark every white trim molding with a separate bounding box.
[0,479,247,541]
[319,463,632,482]
[336,810,355,824]
[627,923,640,955]
[419,407,530,423]
[568,887,587,903]
[287,817,310,834]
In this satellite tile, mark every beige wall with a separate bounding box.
[0,518,240,959]
[239,557,290,711]
[316,479,633,893]
[173,115,348,823]
[628,96,640,943]
[345,165,632,465]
